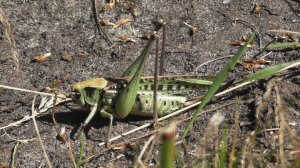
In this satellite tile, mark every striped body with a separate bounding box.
[103,90,187,117]
[99,75,211,117]
[72,75,212,118]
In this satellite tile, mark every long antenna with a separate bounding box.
[160,23,166,76]
[153,36,160,127]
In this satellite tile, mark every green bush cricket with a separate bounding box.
[71,32,213,143]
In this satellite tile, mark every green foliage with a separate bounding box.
[238,60,300,83]
[219,124,229,168]
[181,33,256,140]
[264,41,300,50]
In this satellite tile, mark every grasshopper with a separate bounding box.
[71,33,213,143]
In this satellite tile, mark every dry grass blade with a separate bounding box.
[0,84,67,98]
[4,132,35,144]
[31,95,52,168]
[138,135,155,168]
[112,18,131,29]
[193,56,232,72]
[0,81,69,131]
[98,102,233,147]
[275,86,287,167]
[67,138,77,168]
[0,94,69,131]
[228,109,240,168]
[0,9,19,70]
[269,30,300,35]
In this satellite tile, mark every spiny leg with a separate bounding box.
[103,33,158,143]
[114,34,157,119]
[76,103,98,140]
[121,34,156,78]
[73,87,101,140]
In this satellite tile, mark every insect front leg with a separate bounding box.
[76,103,98,139]
[83,103,98,127]
[72,87,101,140]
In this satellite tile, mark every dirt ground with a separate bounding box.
[0,0,300,167]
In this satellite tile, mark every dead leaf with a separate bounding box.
[253,3,261,13]
[189,27,197,36]
[239,58,270,70]
[277,34,297,42]
[231,39,254,47]
[182,22,197,36]
[45,86,53,92]
[99,19,116,27]
[117,35,136,42]
[0,163,9,168]
[56,126,67,143]
[112,18,131,29]
[127,5,139,17]
[231,40,246,46]
[33,53,51,62]
[103,0,115,12]
[138,33,151,40]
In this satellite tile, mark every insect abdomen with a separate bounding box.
[130,92,186,117]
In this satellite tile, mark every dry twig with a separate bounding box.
[0,94,69,131]
[31,95,53,168]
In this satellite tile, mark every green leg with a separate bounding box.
[122,35,156,77]
[114,35,156,119]
[83,103,98,126]
[100,109,113,144]
[76,103,98,140]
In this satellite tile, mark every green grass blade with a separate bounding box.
[181,33,255,140]
[11,142,20,168]
[160,123,176,168]
[264,41,300,50]
[220,124,229,168]
[76,133,86,168]
[175,78,213,86]
[238,60,300,83]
